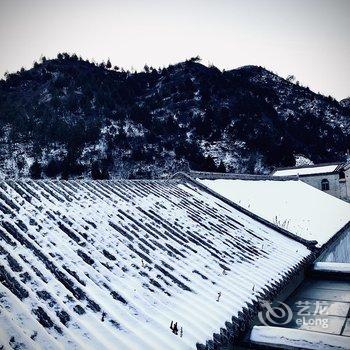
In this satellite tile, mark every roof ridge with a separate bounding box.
[273,162,342,172]
[177,171,298,181]
[0,178,183,184]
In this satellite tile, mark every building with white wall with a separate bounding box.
[272,162,350,202]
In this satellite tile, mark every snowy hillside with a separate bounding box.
[0,54,349,179]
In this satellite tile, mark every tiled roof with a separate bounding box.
[0,179,312,349]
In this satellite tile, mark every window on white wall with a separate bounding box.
[321,179,330,191]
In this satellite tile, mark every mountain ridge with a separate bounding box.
[0,54,349,179]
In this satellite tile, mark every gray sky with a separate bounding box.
[0,0,349,100]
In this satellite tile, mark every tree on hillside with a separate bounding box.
[217,161,226,173]
[29,160,42,179]
[45,159,61,178]
[91,160,109,179]
[189,56,201,62]
[286,75,295,83]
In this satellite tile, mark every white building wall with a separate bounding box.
[300,173,350,202]
[344,166,350,201]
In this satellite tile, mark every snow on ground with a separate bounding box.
[198,178,350,247]
[0,179,311,350]
[250,326,350,350]
[273,164,339,176]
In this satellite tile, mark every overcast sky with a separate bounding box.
[0,0,349,100]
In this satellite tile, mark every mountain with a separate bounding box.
[340,97,350,109]
[0,54,349,179]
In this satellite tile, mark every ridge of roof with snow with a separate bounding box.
[0,179,312,350]
[183,170,297,181]
[272,162,341,176]
[196,177,350,248]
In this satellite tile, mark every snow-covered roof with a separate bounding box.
[197,177,350,247]
[314,262,350,274]
[250,326,350,350]
[0,179,312,350]
[273,163,340,176]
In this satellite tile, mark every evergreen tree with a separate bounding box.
[91,161,109,179]
[29,160,42,179]
[45,159,60,178]
[217,161,226,173]
[202,155,217,172]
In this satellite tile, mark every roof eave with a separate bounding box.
[297,171,339,177]
[316,220,350,261]
[196,253,315,349]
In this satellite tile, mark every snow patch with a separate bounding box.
[250,326,350,350]
[313,262,350,274]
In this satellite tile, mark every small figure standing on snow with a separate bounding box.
[170,321,179,335]
[173,322,178,335]
[217,292,221,302]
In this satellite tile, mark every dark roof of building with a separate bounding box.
[0,179,313,350]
